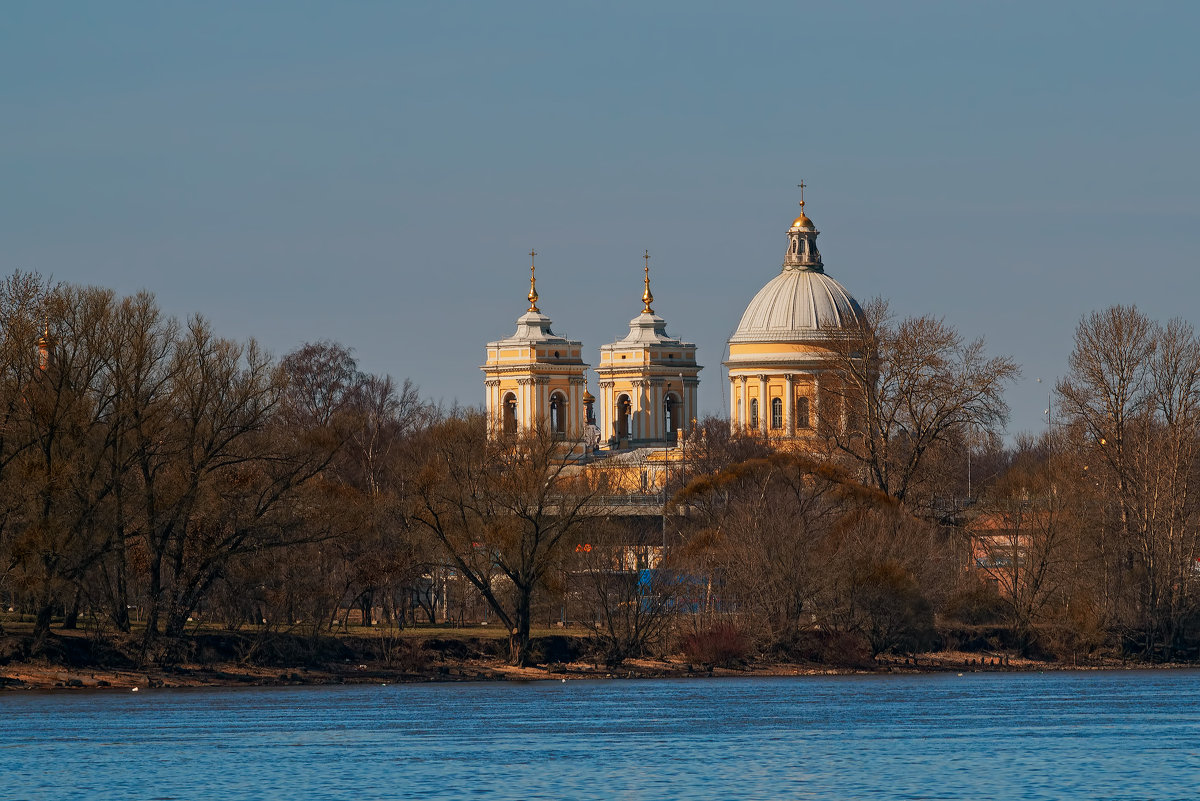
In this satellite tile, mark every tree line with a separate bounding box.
[3,272,1200,667]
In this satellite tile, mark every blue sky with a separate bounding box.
[4,2,1198,436]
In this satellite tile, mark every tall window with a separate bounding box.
[664,393,679,437]
[616,395,632,438]
[749,398,759,429]
[770,397,783,429]
[503,393,518,434]
[796,396,810,430]
[550,392,567,439]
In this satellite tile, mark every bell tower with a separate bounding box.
[595,251,701,448]
[482,251,589,441]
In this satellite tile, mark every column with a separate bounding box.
[529,378,539,429]
[598,381,613,440]
[691,381,700,431]
[517,378,529,429]
[634,381,646,440]
[483,380,492,432]
[525,378,536,429]
[738,376,748,431]
[653,381,663,440]
[644,380,653,441]
[575,378,586,438]
[812,373,821,436]
[757,374,768,435]
[784,374,794,437]
[490,380,500,433]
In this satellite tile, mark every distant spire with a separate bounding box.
[641,249,654,314]
[527,249,540,313]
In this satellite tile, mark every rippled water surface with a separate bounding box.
[3,670,1200,800]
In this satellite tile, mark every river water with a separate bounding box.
[2,670,1199,800]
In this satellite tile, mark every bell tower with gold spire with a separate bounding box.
[595,251,701,447]
[482,251,589,441]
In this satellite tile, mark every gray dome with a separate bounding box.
[729,268,864,343]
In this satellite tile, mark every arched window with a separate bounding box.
[664,392,680,437]
[770,397,783,429]
[616,394,632,439]
[749,398,759,429]
[549,392,567,439]
[796,395,810,430]
[503,393,518,434]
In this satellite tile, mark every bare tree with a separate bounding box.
[571,517,678,666]
[674,451,898,650]
[135,320,351,648]
[406,415,599,665]
[820,504,950,658]
[1057,306,1200,657]
[970,436,1082,653]
[826,299,1020,509]
[12,284,130,649]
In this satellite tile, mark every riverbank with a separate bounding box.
[0,624,1173,691]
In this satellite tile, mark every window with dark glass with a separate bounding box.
[503,394,518,434]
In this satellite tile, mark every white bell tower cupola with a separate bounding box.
[482,251,589,442]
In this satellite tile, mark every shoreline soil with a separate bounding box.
[2,627,1187,692]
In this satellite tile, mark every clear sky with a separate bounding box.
[4,2,1198,437]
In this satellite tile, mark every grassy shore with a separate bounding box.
[0,617,1172,691]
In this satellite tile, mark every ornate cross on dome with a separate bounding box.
[527,249,539,313]
[642,249,654,314]
[797,179,807,211]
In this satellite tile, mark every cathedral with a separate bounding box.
[482,193,865,452]
[725,194,866,440]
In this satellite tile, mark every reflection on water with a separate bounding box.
[3,670,1200,800]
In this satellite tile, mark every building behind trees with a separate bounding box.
[6,194,1200,670]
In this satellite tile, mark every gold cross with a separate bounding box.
[642,249,654,313]
[527,248,539,312]
[797,180,806,210]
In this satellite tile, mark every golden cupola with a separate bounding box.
[595,251,701,447]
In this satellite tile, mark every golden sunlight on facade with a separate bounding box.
[725,193,865,442]
[594,252,700,449]
[481,251,589,440]
[483,192,866,456]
